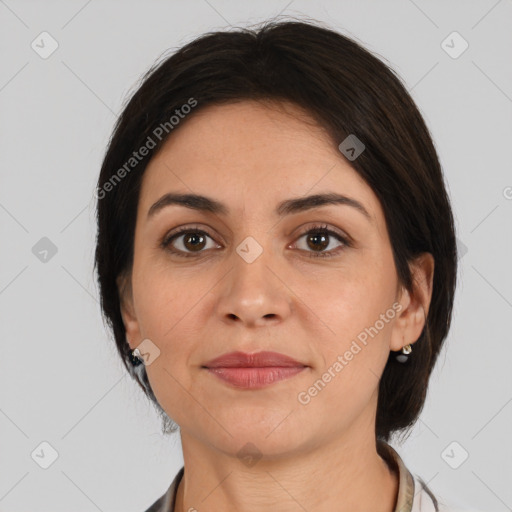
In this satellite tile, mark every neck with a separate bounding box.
[174,428,398,512]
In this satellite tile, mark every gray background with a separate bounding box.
[1,0,511,511]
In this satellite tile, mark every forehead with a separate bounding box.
[138,100,379,223]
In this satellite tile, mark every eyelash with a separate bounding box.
[160,224,351,259]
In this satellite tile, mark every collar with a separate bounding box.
[377,440,416,511]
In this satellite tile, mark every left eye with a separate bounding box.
[292,226,349,258]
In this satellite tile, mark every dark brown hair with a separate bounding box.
[94,18,457,442]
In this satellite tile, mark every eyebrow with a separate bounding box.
[147,192,372,222]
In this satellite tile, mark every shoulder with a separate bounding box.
[413,474,484,512]
[142,467,184,512]
[143,494,166,512]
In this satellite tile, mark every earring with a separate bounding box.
[130,347,143,367]
[395,343,412,363]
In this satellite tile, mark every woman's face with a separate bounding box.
[120,100,429,458]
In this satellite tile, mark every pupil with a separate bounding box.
[185,233,205,251]
[308,233,328,251]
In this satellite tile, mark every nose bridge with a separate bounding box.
[215,231,291,326]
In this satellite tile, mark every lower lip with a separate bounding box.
[205,367,306,389]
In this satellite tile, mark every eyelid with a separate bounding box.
[291,222,353,244]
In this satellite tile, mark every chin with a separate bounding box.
[204,416,313,459]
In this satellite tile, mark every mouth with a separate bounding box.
[204,366,307,389]
[202,351,308,389]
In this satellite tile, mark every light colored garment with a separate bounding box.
[144,441,470,511]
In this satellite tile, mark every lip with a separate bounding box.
[203,351,308,389]
[203,351,306,368]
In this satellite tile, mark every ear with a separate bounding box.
[117,272,141,351]
[390,252,435,352]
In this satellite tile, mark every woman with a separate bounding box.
[95,18,468,512]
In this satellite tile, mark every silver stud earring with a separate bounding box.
[130,347,143,366]
[395,343,412,363]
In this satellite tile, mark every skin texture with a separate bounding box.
[118,100,434,512]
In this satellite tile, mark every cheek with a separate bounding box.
[296,263,396,403]
[132,264,214,397]
[133,259,207,340]
[302,264,395,343]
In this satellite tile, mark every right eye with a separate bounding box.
[161,226,221,257]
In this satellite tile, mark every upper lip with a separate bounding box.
[203,351,307,368]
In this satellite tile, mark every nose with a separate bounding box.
[215,243,292,328]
